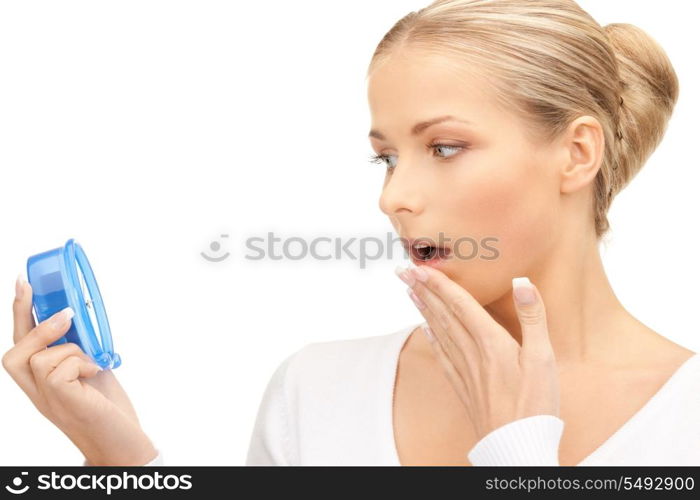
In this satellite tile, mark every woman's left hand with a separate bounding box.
[395,264,560,442]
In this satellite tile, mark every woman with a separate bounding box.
[4,0,698,466]
[244,0,698,466]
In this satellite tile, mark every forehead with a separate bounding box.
[367,50,499,134]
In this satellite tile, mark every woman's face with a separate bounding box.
[368,49,565,305]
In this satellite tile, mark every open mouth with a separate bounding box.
[407,240,452,263]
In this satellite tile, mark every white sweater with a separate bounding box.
[244,322,700,466]
[128,323,700,466]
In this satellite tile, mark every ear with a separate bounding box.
[558,115,605,194]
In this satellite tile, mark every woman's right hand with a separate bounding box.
[2,276,158,465]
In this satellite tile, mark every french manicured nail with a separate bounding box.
[15,274,25,300]
[50,307,75,328]
[410,265,429,283]
[407,287,426,309]
[394,265,415,287]
[423,324,435,343]
[512,277,536,305]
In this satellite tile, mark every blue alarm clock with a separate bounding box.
[26,239,121,370]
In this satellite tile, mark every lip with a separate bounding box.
[400,236,452,268]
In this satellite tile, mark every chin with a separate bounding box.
[444,260,518,307]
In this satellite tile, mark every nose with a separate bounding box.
[378,158,427,217]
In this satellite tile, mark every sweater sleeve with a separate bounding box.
[245,352,298,466]
[82,448,163,466]
[142,450,164,466]
[467,415,564,466]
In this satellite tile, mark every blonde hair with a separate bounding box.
[367,0,679,239]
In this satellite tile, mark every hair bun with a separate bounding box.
[603,23,679,184]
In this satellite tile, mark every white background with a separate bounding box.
[0,0,697,465]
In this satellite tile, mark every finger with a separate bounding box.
[410,280,480,361]
[3,307,75,400]
[397,265,475,359]
[406,286,478,399]
[43,355,102,406]
[410,264,497,342]
[14,307,75,354]
[13,275,36,344]
[30,342,96,383]
[511,277,554,361]
[422,324,472,411]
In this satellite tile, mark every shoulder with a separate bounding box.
[677,352,700,396]
[280,323,418,390]
[642,352,700,462]
[668,352,700,392]
[661,352,700,427]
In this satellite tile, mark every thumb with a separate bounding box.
[512,277,553,358]
[51,356,103,404]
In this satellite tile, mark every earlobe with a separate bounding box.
[559,116,604,194]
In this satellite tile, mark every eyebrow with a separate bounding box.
[368,115,473,140]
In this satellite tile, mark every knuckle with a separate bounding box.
[436,310,451,331]
[63,342,83,356]
[448,295,468,316]
[452,334,471,353]
[45,358,75,388]
[29,351,46,371]
[518,307,543,325]
[45,372,62,389]
[444,335,461,356]
[1,350,16,372]
[524,348,556,365]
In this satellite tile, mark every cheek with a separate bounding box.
[443,157,557,301]
[450,161,554,240]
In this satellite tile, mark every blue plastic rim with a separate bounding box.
[26,239,121,370]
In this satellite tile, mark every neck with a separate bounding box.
[484,234,636,366]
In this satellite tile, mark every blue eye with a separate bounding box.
[369,143,464,171]
[431,144,463,158]
[368,153,398,170]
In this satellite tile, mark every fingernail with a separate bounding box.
[512,277,536,305]
[394,265,415,287]
[411,265,429,283]
[50,307,75,328]
[407,287,426,310]
[423,324,435,343]
[15,274,25,300]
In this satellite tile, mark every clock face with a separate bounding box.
[75,255,103,350]
[70,240,119,368]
